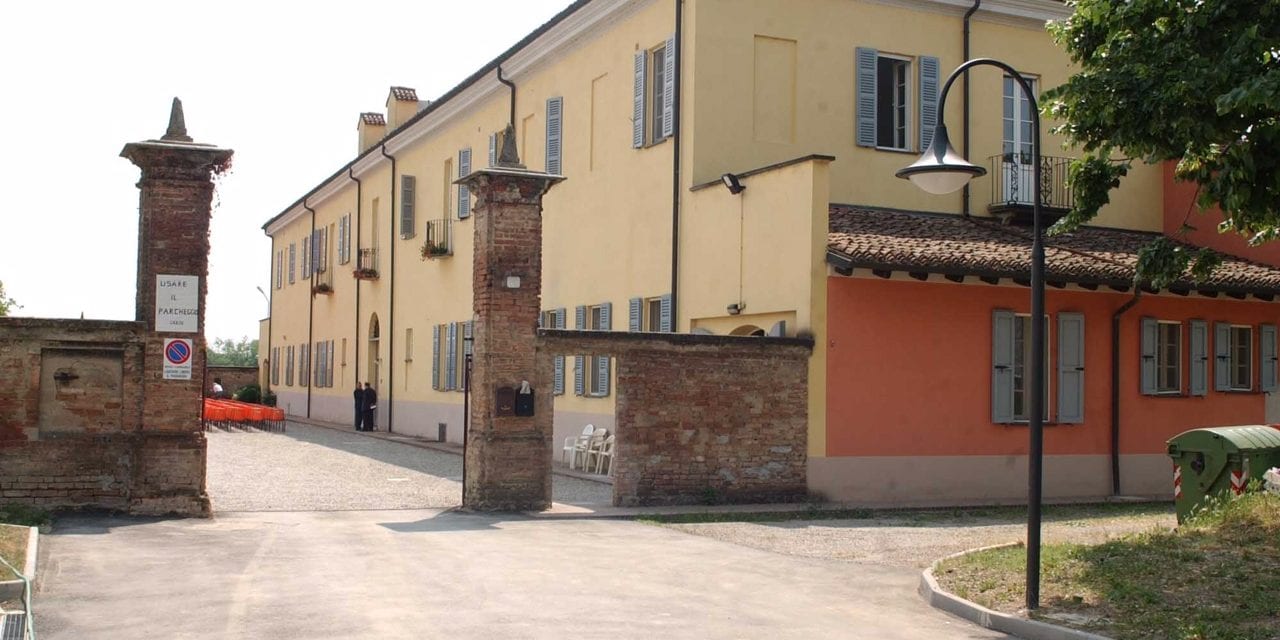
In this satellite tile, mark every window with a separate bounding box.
[301,235,311,279]
[542,309,567,395]
[285,345,295,386]
[271,347,279,385]
[855,48,938,152]
[405,327,414,362]
[457,150,471,219]
[645,298,663,332]
[875,55,910,150]
[628,294,672,332]
[1156,322,1181,393]
[341,338,347,367]
[1002,75,1038,163]
[400,175,416,238]
[275,251,284,289]
[442,159,453,219]
[633,36,676,148]
[338,214,351,264]
[288,243,296,284]
[1230,326,1252,390]
[574,303,611,396]
[992,310,1050,423]
[1011,315,1050,421]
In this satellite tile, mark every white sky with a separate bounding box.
[0,0,570,342]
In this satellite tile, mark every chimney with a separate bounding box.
[357,112,386,154]
[386,86,420,130]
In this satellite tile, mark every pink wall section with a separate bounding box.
[826,276,1277,458]
[1163,161,1280,267]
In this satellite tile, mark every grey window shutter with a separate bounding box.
[446,322,457,391]
[1214,322,1231,391]
[991,310,1014,423]
[768,321,787,337]
[302,236,310,278]
[629,297,642,332]
[457,148,472,219]
[919,55,939,151]
[431,325,440,390]
[574,305,585,396]
[660,294,672,332]
[489,132,497,166]
[1057,313,1084,423]
[633,50,647,148]
[1262,324,1277,392]
[662,34,676,138]
[289,243,296,284]
[1140,317,1158,395]
[600,302,612,329]
[575,305,586,330]
[554,308,566,395]
[329,340,336,387]
[597,302,612,396]
[401,175,416,237]
[464,321,474,391]
[546,97,563,174]
[1190,320,1207,396]
[855,47,878,147]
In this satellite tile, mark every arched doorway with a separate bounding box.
[730,324,766,337]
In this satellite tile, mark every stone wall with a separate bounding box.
[538,331,812,506]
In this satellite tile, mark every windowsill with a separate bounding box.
[874,145,916,155]
[997,421,1068,427]
[401,235,416,240]
[586,393,610,399]
[1221,388,1256,394]
[643,136,671,149]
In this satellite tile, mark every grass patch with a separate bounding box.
[0,526,26,581]
[637,501,1170,526]
[935,492,1280,640]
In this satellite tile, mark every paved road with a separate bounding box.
[207,422,612,511]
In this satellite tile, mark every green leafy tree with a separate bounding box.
[207,336,259,367]
[1044,0,1279,286]
[0,280,18,316]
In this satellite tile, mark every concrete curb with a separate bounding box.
[0,524,38,601]
[919,542,1113,640]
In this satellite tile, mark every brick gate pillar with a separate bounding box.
[458,134,563,511]
[120,98,232,516]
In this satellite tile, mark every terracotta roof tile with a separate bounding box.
[389,86,418,102]
[827,204,1280,294]
[360,112,386,126]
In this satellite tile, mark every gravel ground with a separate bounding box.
[660,510,1176,569]
[207,422,611,512]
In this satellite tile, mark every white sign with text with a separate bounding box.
[155,275,199,332]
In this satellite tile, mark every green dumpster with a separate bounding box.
[1167,425,1280,523]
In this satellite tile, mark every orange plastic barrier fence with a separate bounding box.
[202,399,285,433]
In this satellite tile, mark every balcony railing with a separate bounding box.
[312,262,334,294]
[420,219,453,259]
[353,248,379,280]
[987,153,1074,221]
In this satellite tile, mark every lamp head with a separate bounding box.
[895,124,986,194]
[720,173,746,195]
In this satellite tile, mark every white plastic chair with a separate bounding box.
[562,424,595,469]
[587,434,615,475]
[574,427,607,471]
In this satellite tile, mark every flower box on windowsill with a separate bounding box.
[312,282,333,295]
[352,267,379,280]
[420,242,451,259]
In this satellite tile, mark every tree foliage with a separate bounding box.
[0,280,18,317]
[1044,0,1280,281]
[208,336,258,367]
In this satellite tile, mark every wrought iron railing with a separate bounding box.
[354,248,379,279]
[988,153,1074,212]
[421,219,453,259]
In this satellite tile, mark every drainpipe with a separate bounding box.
[961,0,981,216]
[303,199,316,418]
[670,0,684,328]
[349,168,362,390]
[1111,290,1142,495]
[497,66,516,131]
[380,144,396,433]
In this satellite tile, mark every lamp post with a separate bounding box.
[896,58,1045,610]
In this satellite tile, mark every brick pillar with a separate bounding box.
[459,162,563,511]
[120,98,232,517]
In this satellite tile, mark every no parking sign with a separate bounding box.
[163,338,193,380]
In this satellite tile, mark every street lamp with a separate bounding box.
[255,286,270,317]
[896,58,1046,610]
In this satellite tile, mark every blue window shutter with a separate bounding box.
[575,305,586,330]
[919,55,939,151]
[1262,324,1277,392]
[546,97,563,175]
[662,34,676,138]
[489,132,497,167]
[855,47,878,148]
[629,297,642,332]
[597,302,611,396]
[1214,322,1231,391]
[1058,313,1084,423]
[401,175,416,238]
[660,294,672,332]
[446,322,457,391]
[574,305,585,396]
[302,236,310,278]
[1140,317,1158,395]
[554,308,566,395]
[633,51,647,148]
[992,310,1014,423]
[600,302,612,330]
[457,148,472,219]
[431,325,440,391]
[1190,320,1207,396]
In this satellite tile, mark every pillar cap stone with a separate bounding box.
[120,97,232,167]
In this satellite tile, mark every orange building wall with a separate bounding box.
[1163,161,1280,267]
[826,276,1276,459]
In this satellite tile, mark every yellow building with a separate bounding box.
[263,0,1278,504]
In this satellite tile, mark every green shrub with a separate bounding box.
[0,504,51,527]
[261,391,277,407]
[233,383,262,404]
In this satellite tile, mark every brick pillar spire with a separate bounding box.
[458,164,563,511]
[119,98,232,516]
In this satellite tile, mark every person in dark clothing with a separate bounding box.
[361,382,378,432]
[353,385,364,431]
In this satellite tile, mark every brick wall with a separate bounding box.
[538,331,812,506]
[207,366,258,396]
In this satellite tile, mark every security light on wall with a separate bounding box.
[720,173,746,195]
